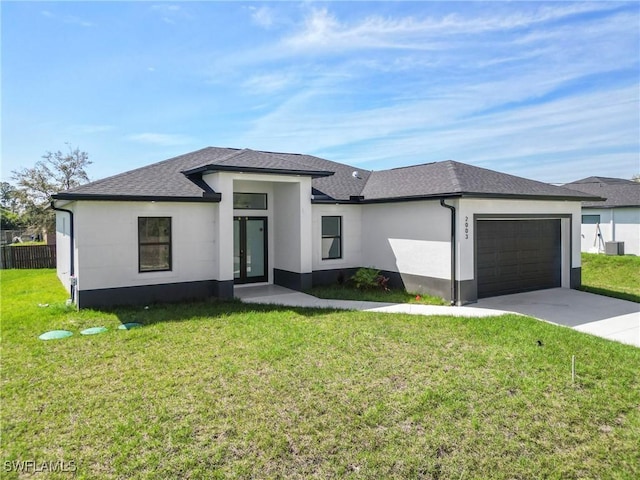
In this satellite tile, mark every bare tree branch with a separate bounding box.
[11,144,92,229]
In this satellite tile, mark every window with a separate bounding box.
[138,217,172,272]
[233,193,267,210]
[582,214,600,224]
[321,216,342,260]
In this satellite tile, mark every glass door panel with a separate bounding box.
[233,216,267,284]
[233,218,240,279]
[246,219,266,279]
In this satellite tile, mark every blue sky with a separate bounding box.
[2,1,639,184]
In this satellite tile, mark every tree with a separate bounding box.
[0,181,19,212]
[0,207,24,230]
[632,174,640,183]
[0,182,24,230]
[11,145,92,230]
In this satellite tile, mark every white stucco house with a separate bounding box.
[51,147,598,308]
[563,177,640,256]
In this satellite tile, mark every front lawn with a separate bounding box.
[1,270,639,479]
[581,253,640,302]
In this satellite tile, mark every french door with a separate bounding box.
[233,217,268,284]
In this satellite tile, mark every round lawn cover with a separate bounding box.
[80,326,108,335]
[39,330,73,340]
[118,322,142,330]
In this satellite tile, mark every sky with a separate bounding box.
[2,1,639,185]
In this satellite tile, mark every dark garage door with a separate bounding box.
[477,219,561,298]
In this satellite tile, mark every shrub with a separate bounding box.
[352,267,380,289]
[352,267,389,291]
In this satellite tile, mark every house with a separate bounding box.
[51,147,599,308]
[563,177,640,256]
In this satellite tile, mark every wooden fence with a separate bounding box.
[0,245,57,269]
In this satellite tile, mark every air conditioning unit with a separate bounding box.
[605,242,624,256]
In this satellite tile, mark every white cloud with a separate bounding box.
[150,4,188,24]
[127,133,193,146]
[282,3,621,52]
[242,72,297,94]
[249,6,275,29]
[40,9,94,27]
[236,76,638,182]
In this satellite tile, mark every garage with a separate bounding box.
[476,219,562,298]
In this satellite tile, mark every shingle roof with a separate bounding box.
[181,148,335,177]
[57,147,232,199]
[55,147,370,202]
[563,177,640,208]
[360,160,596,201]
[54,147,599,203]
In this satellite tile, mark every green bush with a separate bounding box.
[351,267,381,290]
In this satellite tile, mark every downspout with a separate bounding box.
[439,198,457,306]
[50,201,75,304]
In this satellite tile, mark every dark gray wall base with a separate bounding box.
[274,269,313,291]
[312,267,455,303]
[395,272,451,302]
[312,268,360,287]
[570,267,581,290]
[457,280,477,305]
[77,279,227,309]
[216,280,235,300]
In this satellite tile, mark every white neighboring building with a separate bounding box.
[563,177,640,256]
[52,147,597,308]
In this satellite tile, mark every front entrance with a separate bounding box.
[234,217,268,284]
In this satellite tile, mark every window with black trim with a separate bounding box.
[582,214,600,224]
[138,217,172,272]
[321,216,342,260]
[233,193,267,210]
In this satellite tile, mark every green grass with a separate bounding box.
[2,270,639,479]
[581,253,640,302]
[306,284,448,305]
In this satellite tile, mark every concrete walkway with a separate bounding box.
[235,285,640,347]
[234,284,506,317]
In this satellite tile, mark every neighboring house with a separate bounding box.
[51,147,598,308]
[563,177,640,256]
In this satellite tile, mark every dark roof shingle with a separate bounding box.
[361,160,596,201]
[55,147,599,203]
[563,177,640,208]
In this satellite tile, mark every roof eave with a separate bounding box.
[582,203,640,209]
[313,191,597,204]
[52,193,221,203]
[182,164,335,178]
[312,193,463,204]
[458,192,604,202]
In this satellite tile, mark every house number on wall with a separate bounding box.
[464,216,470,239]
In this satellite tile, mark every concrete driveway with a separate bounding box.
[236,285,639,348]
[475,288,640,347]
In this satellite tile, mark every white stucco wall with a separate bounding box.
[360,200,452,279]
[311,204,363,271]
[273,181,313,274]
[457,198,582,288]
[580,207,640,255]
[72,201,217,291]
[55,207,75,292]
